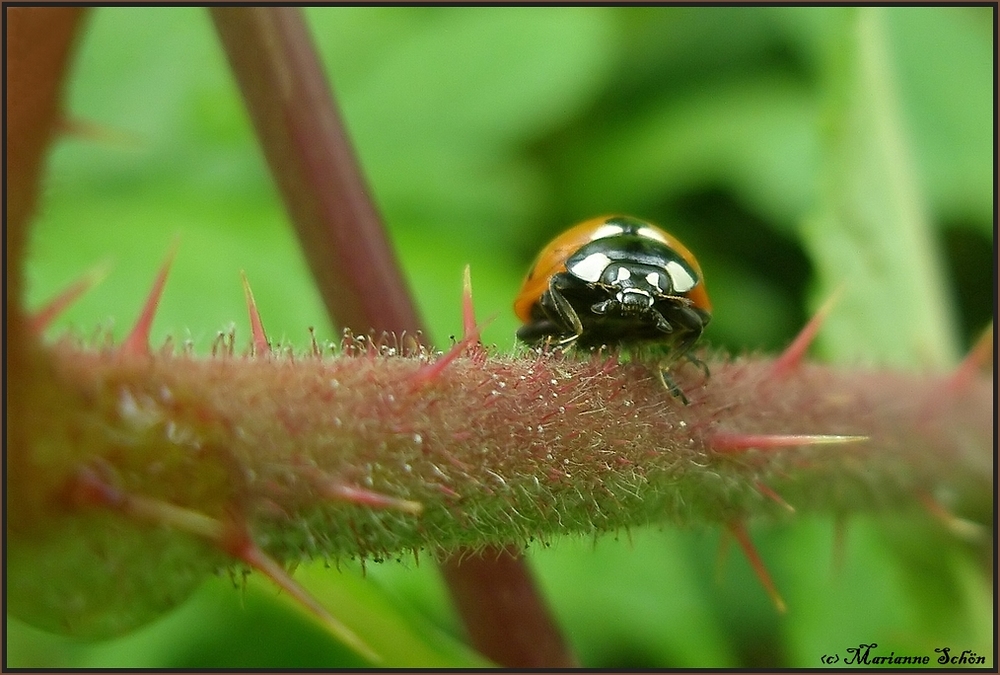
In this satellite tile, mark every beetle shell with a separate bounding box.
[514,214,711,352]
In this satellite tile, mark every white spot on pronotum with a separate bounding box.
[665,260,697,292]
[615,267,631,282]
[568,252,611,282]
[637,226,668,244]
[645,271,662,291]
[589,223,626,241]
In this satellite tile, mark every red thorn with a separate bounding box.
[63,466,126,510]
[755,481,795,513]
[228,533,380,663]
[461,264,477,340]
[727,521,786,613]
[66,464,378,662]
[31,262,112,333]
[240,270,270,357]
[56,114,144,148]
[916,491,987,543]
[121,243,178,356]
[709,432,868,454]
[945,324,993,392]
[770,285,843,378]
[409,316,495,388]
[324,484,423,515]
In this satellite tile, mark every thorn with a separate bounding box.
[770,285,844,378]
[916,491,988,543]
[409,318,494,388]
[31,261,112,333]
[121,242,178,356]
[295,463,423,514]
[56,114,144,148]
[66,465,226,540]
[461,264,477,341]
[727,521,786,613]
[755,481,795,513]
[65,467,379,663]
[232,538,381,664]
[709,432,868,454]
[945,324,993,392]
[240,270,270,357]
[324,484,423,516]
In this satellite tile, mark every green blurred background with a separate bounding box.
[11,6,993,668]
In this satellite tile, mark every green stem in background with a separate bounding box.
[804,6,960,368]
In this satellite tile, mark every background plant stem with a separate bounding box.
[209,7,573,666]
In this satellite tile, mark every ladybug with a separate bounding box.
[514,215,711,358]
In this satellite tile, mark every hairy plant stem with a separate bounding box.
[208,7,572,666]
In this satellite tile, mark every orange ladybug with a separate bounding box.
[514,215,711,357]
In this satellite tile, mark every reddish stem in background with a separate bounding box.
[210,7,421,338]
[209,7,574,667]
[440,547,579,668]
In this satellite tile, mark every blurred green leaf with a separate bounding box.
[17,6,992,669]
[803,7,960,368]
[564,75,819,231]
[887,7,994,232]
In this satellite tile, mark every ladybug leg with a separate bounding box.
[649,308,673,335]
[541,274,584,347]
[670,306,710,378]
[657,368,690,406]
